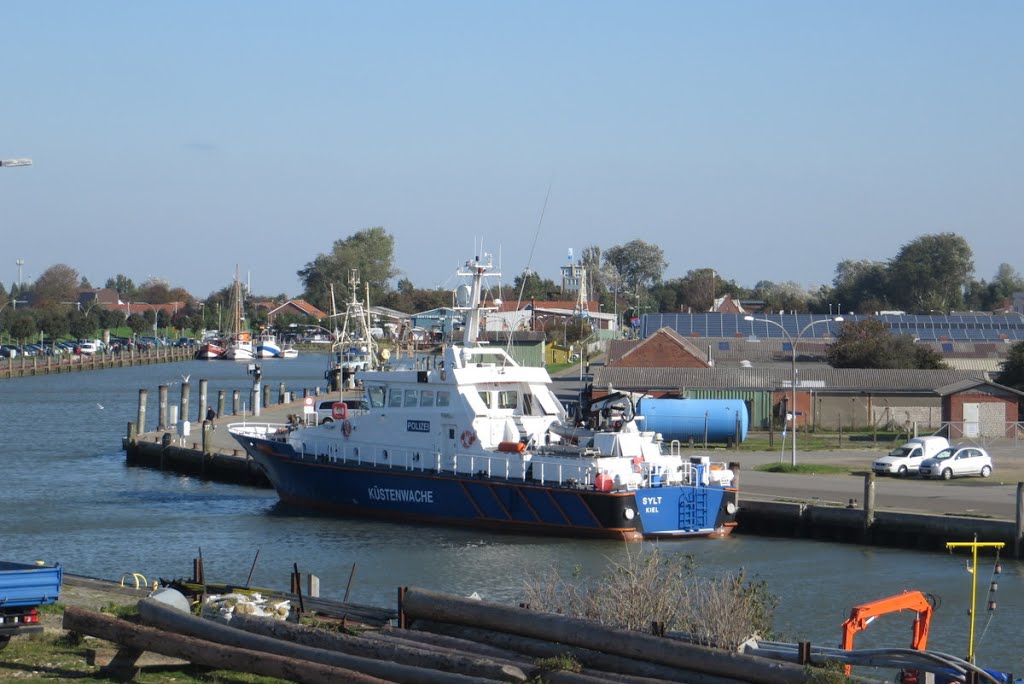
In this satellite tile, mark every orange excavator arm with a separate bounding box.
[840,591,934,674]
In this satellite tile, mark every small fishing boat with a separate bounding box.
[255,332,281,359]
[196,340,225,360]
[229,254,737,541]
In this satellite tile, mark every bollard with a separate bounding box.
[137,389,148,435]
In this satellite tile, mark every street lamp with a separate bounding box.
[744,315,844,466]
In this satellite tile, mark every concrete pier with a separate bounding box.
[122,383,1024,557]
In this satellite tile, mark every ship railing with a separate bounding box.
[294,438,598,489]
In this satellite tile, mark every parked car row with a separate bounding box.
[0,336,184,357]
[872,436,993,480]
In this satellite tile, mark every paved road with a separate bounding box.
[729,448,1024,521]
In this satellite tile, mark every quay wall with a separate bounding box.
[122,422,1024,558]
[0,346,195,378]
[736,499,1022,556]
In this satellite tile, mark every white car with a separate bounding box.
[872,436,949,476]
[918,446,993,480]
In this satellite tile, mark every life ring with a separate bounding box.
[460,430,477,448]
[631,456,644,473]
[342,419,352,438]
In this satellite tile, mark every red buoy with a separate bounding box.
[595,473,614,492]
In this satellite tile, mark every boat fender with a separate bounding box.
[460,430,477,448]
[342,419,352,438]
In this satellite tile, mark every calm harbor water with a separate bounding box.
[1,354,1021,674]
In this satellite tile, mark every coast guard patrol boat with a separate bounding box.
[229,254,738,540]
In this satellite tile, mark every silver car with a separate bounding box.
[918,446,993,480]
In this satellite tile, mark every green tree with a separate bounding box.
[104,274,136,300]
[97,307,124,332]
[603,239,667,299]
[752,280,812,314]
[654,268,722,313]
[888,233,973,313]
[68,310,96,340]
[966,263,1024,311]
[580,245,607,303]
[32,264,80,309]
[995,342,1024,391]
[126,313,150,337]
[828,259,891,314]
[37,309,70,341]
[9,310,36,345]
[297,227,399,312]
[827,318,948,369]
[510,271,560,302]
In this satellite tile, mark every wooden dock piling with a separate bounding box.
[198,379,208,422]
[137,389,148,435]
[180,382,190,425]
[158,385,168,431]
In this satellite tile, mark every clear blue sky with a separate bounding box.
[3,1,1021,299]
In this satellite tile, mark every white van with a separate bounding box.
[78,340,102,355]
[871,436,950,476]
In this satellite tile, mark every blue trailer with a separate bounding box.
[0,560,62,649]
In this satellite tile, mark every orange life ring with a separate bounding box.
[342,419,352,438]
[460,430,477,448]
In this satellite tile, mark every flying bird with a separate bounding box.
[96,403,104,410]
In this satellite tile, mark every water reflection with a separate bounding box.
[0,355,1020,673]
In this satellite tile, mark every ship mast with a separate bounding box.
[457,254,499,347]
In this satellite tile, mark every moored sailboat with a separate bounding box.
[222,267,254,361]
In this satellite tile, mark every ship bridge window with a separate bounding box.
[534,389,560,416]
[389,390,403,408]
[478,390,493,408]
[404,389,419,407]
[420,389,435,407]
[498,390,518,409]
[436,390,451,407]
[368,386,386,408]
[523,394,535,415]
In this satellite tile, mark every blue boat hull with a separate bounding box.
[236,435,737,541]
